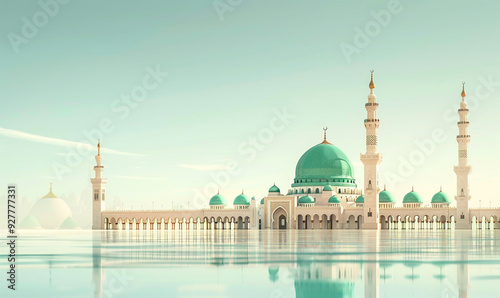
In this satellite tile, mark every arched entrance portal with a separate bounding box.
[272,207,287,230]
[279,215,287,229]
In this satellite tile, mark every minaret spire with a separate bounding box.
[369,70,375,90]
[361,70,383,230]
[91,140,107,230]
[455,82,472,229]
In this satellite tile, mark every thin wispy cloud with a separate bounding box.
[113,175,168,181]
[0,127,143,156]
[178,163,229,171]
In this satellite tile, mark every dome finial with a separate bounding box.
[97,139,101,156]
[321,126,331,144]
[384,184,386,191]
[49,182,53,192]
[242,189,244,194]
[412,185,414,192]
[369,70,375,89]
[440,185,442,192]
[461,81,466,98]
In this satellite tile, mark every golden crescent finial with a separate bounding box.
[321,127,331,144]
[369,70,375,89]
[461,82,466,98]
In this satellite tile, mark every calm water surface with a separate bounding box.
[2,230,500,297]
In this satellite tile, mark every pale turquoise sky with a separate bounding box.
[1,0,500,212]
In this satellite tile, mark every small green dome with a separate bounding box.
[60,217,79,229]
[19,214,42,229]
[379,190,396,203]
[251,196,255,200]
[431,191,450,203]
[298,195,315,204]
[209,194,227,205]
[260,198,265,205]
[355,195,364,203]
[269,184,280,193]
[328,195,341,203]
[233,193,251,205]
[403,191,423,203]
[323,185,333,191]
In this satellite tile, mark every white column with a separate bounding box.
[455,83,472,229]
[361,71,383,230]
[92,140,107,230]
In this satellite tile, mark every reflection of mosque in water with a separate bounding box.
[91,231,472,298]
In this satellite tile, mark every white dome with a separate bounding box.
[30,184,72,229]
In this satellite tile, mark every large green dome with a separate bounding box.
[292,143,356,188]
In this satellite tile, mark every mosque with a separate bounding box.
[94,71,499,231]
[19,183,80,229]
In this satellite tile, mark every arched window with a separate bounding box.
[339,189,342,194]
[307,188,311,194]
[315,188,319,194]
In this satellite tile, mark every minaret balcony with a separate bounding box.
[364,119,380,123]
[365,103,379,107]
[457,135,471,138]
[457,121,469,125]
[458,109,469,112]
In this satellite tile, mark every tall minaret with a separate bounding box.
[455,83,472,229]
[361,70,382,230]
[91,140,107,230]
